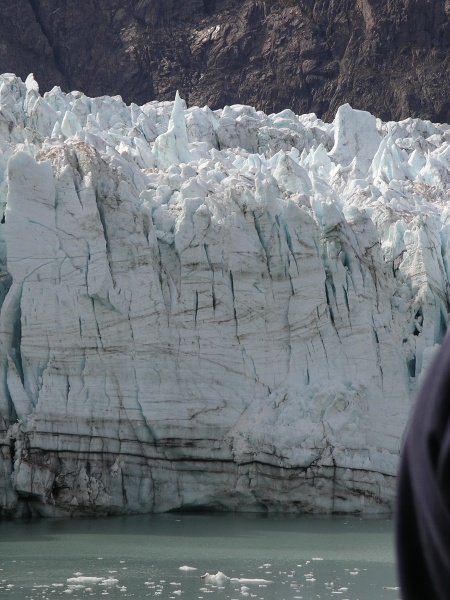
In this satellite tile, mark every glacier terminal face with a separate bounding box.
[0,74,449,517]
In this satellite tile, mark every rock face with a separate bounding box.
[0,0,449,123]
[0,74,450,517]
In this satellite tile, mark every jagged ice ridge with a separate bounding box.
[0,73,449,517]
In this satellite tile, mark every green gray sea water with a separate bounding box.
[0,513,399,600]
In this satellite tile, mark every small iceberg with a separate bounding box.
[66,577,105,584]
[200,572,272,584]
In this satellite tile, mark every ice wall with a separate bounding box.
[0,73,449,517]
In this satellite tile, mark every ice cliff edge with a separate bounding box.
[0,73,449,517]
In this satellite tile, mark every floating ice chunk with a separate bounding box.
[231,578,272,584]
[179,566,197,571]
[200,572,230,584]
[67,577,105,584]
[99,579,119,586]
[200,573,272,586]
[382,586,400,590]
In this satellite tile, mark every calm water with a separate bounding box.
[0,513,400,600]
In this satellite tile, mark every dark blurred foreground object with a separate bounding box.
[0,0,449,123]
[397,333,450,600]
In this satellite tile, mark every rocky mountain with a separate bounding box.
[0,0,449,123]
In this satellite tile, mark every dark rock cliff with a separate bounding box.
[0,0,449,124]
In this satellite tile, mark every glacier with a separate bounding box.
[0,73,449,517]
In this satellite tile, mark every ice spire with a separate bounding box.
[328,103,381,178]
[152,91,192,168]
[25,73,39,93]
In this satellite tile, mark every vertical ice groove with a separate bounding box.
[204,244,216,311]
[194,290,199,327]
[229,270,239,341]
[93,189,116,288]
[252,210,272,277]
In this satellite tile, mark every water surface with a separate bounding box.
[0,513,400,600]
